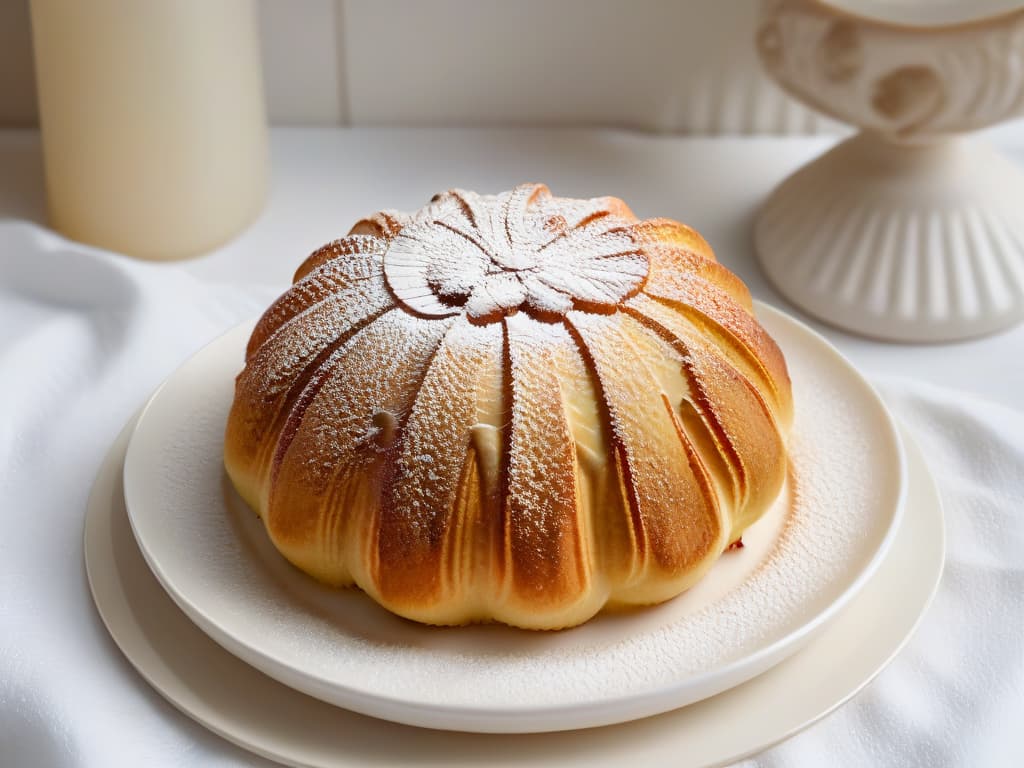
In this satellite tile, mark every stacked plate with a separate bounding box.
[84,303,944,767]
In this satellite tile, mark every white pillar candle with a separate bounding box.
[30,0,268,260]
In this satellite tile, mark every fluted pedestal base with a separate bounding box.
[755,131,1024,342]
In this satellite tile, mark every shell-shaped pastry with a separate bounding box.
[224,184,793,629]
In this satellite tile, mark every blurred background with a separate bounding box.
[0,0,845,133]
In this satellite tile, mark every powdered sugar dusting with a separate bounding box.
[247,244,385,358]
[244,256,389,399]
[504,314,593,605]
[567,310,722,575]
[270,310,454,494]
[382,184,648,322]
[376,319,505,607]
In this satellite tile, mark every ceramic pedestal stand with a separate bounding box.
[755,0,1024,341]
[756,131,1024,341]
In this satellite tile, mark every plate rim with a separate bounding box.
[87,415,942,767]
[120,301,908,732]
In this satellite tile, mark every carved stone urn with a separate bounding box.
[755,0,1024,341]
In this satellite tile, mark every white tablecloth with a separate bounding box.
[2,220,1022,767]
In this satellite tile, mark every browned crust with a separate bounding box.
[223,189,793,629]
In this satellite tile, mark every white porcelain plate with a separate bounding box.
[121,303,906,733]
[87,417,942,767]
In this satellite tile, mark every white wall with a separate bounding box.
[0,0,840,133]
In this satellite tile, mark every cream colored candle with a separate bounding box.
[30,0,268,260]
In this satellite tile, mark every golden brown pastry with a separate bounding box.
[224,184,792,630]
